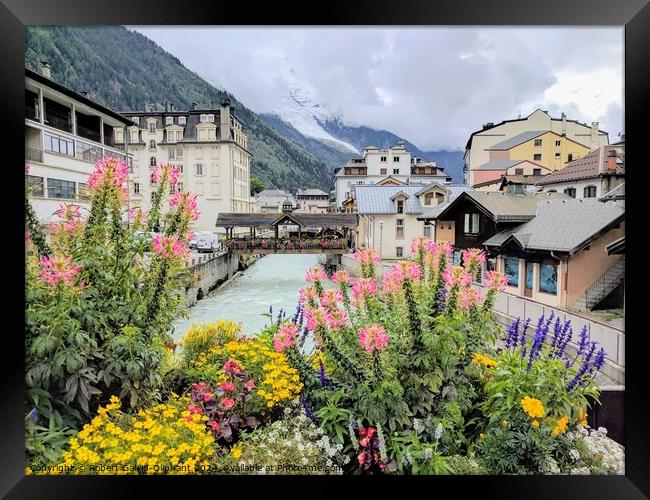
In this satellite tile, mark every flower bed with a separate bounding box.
[224,237,348,252]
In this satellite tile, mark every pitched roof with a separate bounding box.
[500,175,546,186]
[537,145,625,185]
[473,159,525,171]
[485,131,547,150]
[216,212,357,228]
[435,191,569,223]
[256,189,292,198]
[417,185,475,220]
[356,185,427,214]
[297,188,329,196]
[483,198,624,255]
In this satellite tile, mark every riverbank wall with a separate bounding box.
[185,252,260,307]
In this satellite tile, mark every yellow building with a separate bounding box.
[485,130,590,172]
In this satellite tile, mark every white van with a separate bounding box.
[196,232,221,253]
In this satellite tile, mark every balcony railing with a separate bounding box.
[25,147,43,163]
[224,237,350,252]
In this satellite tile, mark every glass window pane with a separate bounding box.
[539,263,558,294]
[526,262,534,289]
[504,257,519,287]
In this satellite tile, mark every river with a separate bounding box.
[172,253,324,341]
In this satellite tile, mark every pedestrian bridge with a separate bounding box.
[215,212,357,254]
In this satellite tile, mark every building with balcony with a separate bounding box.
[295,189,330,213]
[332,144,451,208]
[117,99,253,231]
[464,109,609,187]
[25,63,133,223]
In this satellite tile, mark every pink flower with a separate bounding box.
[128,207,148,226]
[169,191,200,221]
[352,278,378,299]
[219,381,236,392]
[221,398,236,410]
[485,271,509,291]
[38,256,82,286]
[209,420,221,431]
[423,239,439,255]
[245,380,255,392]
[320,289,343,309]
[305,266,328,283]
[87,156,129,195]
[188,404,203,414]
[223,358,243,374]
[203,393,212,402]
[331,270,351,285]
[151,164,181,185]
[394,261,422,281]
[462,248,486,266]
[298,287,318,306]
[382,273,403,294]
[442,266,472,288]
[459,287,484,309]
[151,234,189,260]
[358,323,389,352]
[353,248,380,265]
[273,322,300,352]
[55,203,82,220]
[410,236,428,254]
[326,309,350,329]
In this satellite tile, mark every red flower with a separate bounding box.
[203,393,212,402]
[209,420,221,431]
[188,404,203,414]
[223,358,243,374]
[359,437,369,447]
[366,427,377,439]
[221,398,236,410]
[219,381,236,392]
[245,380,255,392]
[357,451,368,465]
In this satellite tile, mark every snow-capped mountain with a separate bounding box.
[268,87,360,154]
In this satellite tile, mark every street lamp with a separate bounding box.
[379,220,383,261]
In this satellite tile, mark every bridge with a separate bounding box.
[215,212,358,254]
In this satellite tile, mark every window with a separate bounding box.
[514,168,524,175]
[151,191,156,202]
[150,173,157,184]
[393,156,400,162]
[568,154,573,162]
[133,182,140,195]
[533,168,542,175]
[380,156,387,162]
[526,262,534,289]
[195,163,204,175]
[149,140,156,150]
[554,153,561,160]
[534,139,543,147]
[200,114,215,123]
[393,169,400,174]
[177,182,183,192]
[130,130,139,143]
[169,184,176,194]
[564,187,576,198]
[176,164,183,174]
[396,219,404,239]
[396,199,404,214]
[539,261,558,294]
[380,168,387,175]
[504,257,519,287]
[555,140,561,146]
[548,189,557,193]
[396,247,403,258]
[26,175,44,197]
[169,147,183,160]
[77,141,102,163]
[44,132,74,156]
[132,117,140,126]
[179,116,186,125]
[584,185,597,198]
[423,225,431,238]
[165,117,173,125]
[424,193,433,205]
[483,257,497,283]
[464,213,480,234]
[46,178,76,199]
[533,154,542,161]
[78,183,89,200]
[148,122,156,133]
[150,157,157,167]
[115,128,124,143]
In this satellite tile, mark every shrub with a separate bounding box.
[225,404,349,475]
[42,394,214,475]
[180,320,242,363]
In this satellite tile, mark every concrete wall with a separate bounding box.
[185,251,241,306]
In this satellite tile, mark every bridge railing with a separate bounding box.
[223,237,350,252]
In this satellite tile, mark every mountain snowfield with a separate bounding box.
[269,87,360,155]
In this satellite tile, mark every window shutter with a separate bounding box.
[464,213,470,233]
[472,213,480,233]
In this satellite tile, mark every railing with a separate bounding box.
[584,259,625,311]
[25,147,43,163]
[224,237,350,252]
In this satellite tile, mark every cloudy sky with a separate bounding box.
[130,27,623,151]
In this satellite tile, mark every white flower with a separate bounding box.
[597,427,608,435]
[413,418,424,433]
[434,423,444,440]
[569,449,580,461]
[423,448,433,460]
[326,459,333,467]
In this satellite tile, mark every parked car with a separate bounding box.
[189,232,199,249]
[196,232,221,253]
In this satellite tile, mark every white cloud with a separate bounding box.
[129,26,623,150]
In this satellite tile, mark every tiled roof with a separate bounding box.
[483,198,624,254]
[485,131,547,150]
[501,175,546,185]
[356,185,428,214]
[297,189,330,196]
[473,159,524,171]
[257,189,291,198]
[537,145,625,185]
[460,191,569,222]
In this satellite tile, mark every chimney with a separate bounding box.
[561,112,567,136]
[607,149,618,173]
[220,99,231,141]
[79,91,89,98]
[590,122,599,150]
[169,102,174,112]
[190,102,197,110]
[40,59,51,79]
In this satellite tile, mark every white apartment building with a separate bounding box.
[117,100,253,231]
[332,143,451,209]
[25,64,133,223]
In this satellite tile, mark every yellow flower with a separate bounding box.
[531,419,540,429]
[501,420,509,429]
[551,415,569,438]
[577,407,588,427]
[520,396,545,419]
[471,352,498,368]
[231,446,242,460]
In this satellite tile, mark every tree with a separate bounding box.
[250,175,266,195]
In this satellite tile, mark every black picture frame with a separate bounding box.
[2,0,648,497]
